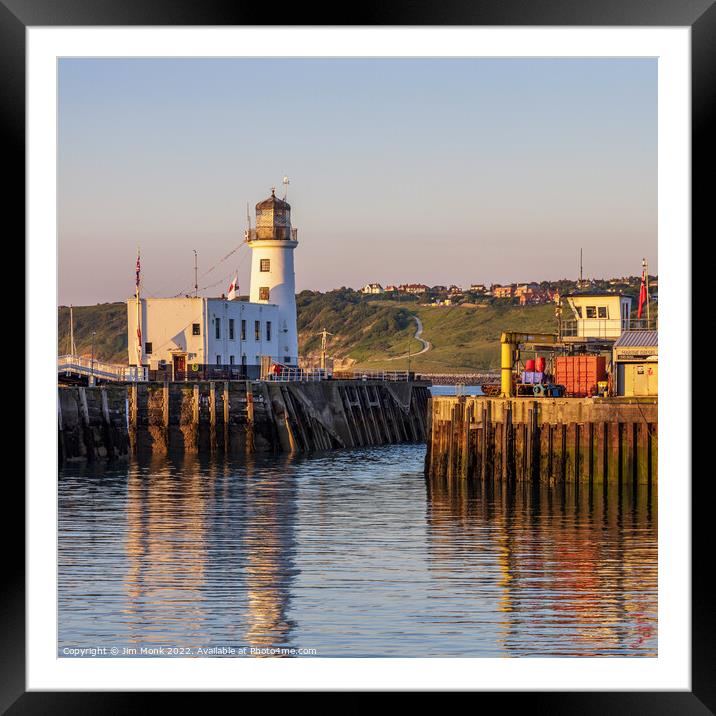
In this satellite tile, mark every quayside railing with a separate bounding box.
[58,355,147,382]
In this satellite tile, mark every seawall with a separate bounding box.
[59,380,430,462]
[425,396,657,485]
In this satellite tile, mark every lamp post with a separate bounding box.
[90,331,96,386]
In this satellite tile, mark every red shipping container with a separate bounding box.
[554,355,606,397]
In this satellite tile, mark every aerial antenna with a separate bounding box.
[579,248,583,285]
[282,175,290,200]
[193,250,198,297]
[317,328,333,371]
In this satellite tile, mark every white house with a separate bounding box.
[561,292,633,340]
[127,188,299,377]
[361,283,384,294]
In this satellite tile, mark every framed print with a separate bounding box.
[7,0,709,709]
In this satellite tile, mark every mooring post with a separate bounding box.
[162,383,170,450]
[223,381,230,452]
[209,381,217,453]
[245,380,255,454]
[192,384,200,450]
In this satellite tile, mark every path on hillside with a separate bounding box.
[387,314,431,361]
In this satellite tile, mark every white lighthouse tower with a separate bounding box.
[247,188,299,366]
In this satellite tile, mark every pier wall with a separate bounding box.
[426,396,657,485]
[58,385,130,462]
[59,381,430,462]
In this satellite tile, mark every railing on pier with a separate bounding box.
[58,354,147,383]
[332,370,411,382]
[266,368,412,382]
[265,367,327,382]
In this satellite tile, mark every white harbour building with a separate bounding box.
[127,189,299,378]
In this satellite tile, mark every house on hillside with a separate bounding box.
[399,283,429,294]
[361,283,384,294]
[492,284,516,299]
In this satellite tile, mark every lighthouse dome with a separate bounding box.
[256,188,290,212]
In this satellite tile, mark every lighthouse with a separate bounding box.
[247,188,299,366]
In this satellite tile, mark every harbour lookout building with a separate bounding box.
[126,189,299,379]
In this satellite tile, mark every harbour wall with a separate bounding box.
[425,396,657,485]
[59,381,430,462]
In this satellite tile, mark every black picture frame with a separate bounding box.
[7,0,707,710]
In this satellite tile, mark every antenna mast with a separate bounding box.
[282,175,290,200]
[193,250,198,297]
[69,304,75,355]
[580,248,583,285]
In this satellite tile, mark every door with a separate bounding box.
[173,354,186,375]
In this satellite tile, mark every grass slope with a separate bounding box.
[354,301,557,372]
[57,293,559,372]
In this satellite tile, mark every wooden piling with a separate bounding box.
[425,396,657,490]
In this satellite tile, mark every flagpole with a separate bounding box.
[645,258,650,323]
[136,246,142,368]
[69,304,75,355]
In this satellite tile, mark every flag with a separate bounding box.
[227,275,239,301]
[135,251,141,289]
[637,265,647,319]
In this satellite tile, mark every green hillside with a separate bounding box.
[58,303,128,363]
[57,292,560,372]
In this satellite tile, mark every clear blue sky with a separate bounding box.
[58,58,656,305]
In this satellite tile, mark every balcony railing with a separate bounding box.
[245,228,298,242]
[560,317,657,339]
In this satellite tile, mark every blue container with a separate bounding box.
[521,371,545,385]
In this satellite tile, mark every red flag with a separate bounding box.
[637,267,647,318]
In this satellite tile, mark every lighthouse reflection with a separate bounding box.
[123,452,298,654]
[425,479,657,657]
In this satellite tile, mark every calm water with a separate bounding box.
[58,444,657,658]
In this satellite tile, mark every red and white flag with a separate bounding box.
[637,264,648,319]
[227,275,239,301]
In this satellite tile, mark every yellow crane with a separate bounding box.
[500,331,560,397]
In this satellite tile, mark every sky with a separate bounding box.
[58,58,657,305]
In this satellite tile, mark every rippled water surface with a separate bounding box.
[58,444,657,657]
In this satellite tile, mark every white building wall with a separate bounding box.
[127,297,279,368]
[127,297,206,367]
[248,239,299,364]
[205,299,279,367]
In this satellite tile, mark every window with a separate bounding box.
[241,354,247,366]
[260,258,270,272]
[145,342,153,354]
[598,306,608,318]
[229,318,235,340]
[266,321,272,341]
[259,286,270,301]
[585,306,597,318]
[284,356,291,363]
[229,355,235,365]
[254,320,261,341]
[215,318,221,339]
[241,319,246,340]
[216,355,221,366]
[192,323,200,336]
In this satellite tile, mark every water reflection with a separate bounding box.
[426,480,657,656]
[59,445,657,657]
